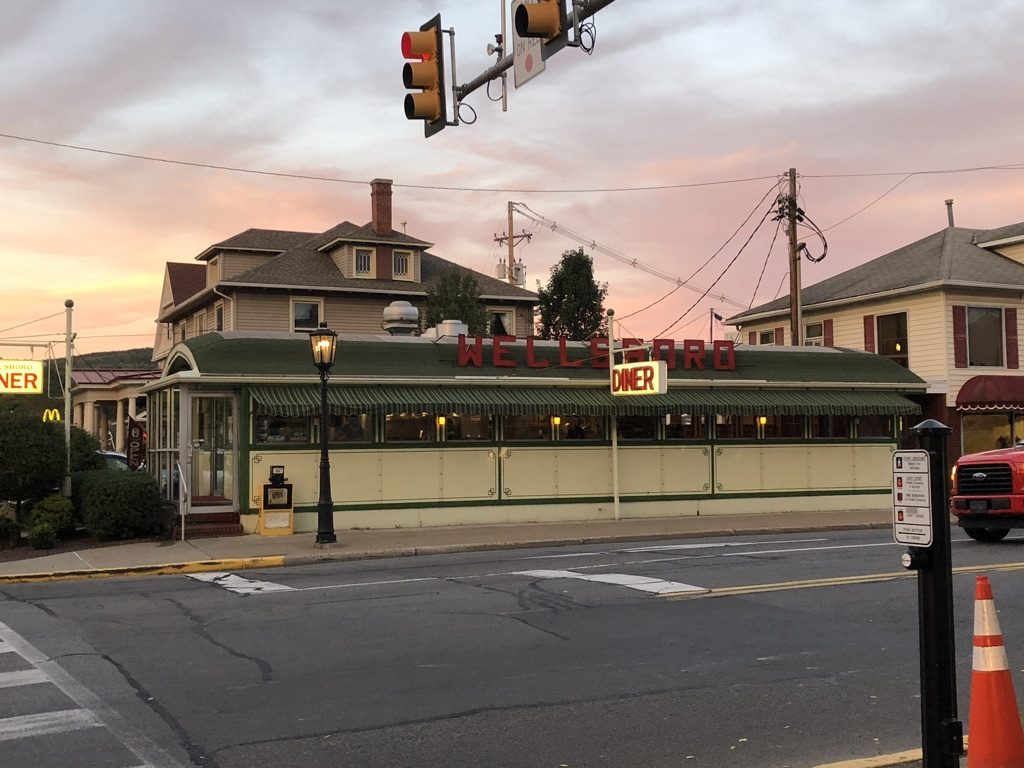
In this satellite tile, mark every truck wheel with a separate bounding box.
[964,527,1010,543]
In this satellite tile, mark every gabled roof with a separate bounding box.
[728,224,1024,324]
[166,263,206,305]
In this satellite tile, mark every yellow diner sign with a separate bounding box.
[0,360,44,395]
[610,360,668,397]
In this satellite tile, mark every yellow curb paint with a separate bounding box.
[812,748,922,768]
[0,556,286,585]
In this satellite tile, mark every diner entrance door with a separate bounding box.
[190,395,236,507]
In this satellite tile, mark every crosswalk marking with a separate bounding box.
[513,569,707,596]
[0,709,100,741]
[188,571,296,594]
[0,668,47,689]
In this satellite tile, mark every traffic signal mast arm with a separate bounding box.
[454,0,615,103]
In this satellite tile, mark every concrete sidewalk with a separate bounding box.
[0,508,891,583]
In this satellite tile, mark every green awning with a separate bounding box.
[249,385,920,418]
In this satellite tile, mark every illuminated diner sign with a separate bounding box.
[611,360,668,396]
[456,335,737,371]
[0,360,44,394]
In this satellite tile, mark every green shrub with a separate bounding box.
[29,494,75,538]
[27,521,58,550]
[81,472,171,540]
[0,516,20,547]
[71,469,127,522]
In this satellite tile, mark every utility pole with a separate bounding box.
[493,201,532,285]
[63,299,74,496]
[786,168,802,346]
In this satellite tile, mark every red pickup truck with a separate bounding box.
[950,445,1024,542]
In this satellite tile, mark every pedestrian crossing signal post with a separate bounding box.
[402,14,449,138]
[894,420,964,767]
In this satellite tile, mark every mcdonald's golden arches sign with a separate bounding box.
[42,408,61,422]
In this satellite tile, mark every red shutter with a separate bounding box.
[748,331,756,345]
[774,326,784,346]
[863,315,875,353]
[952,305,967,368]
[1006,307,1019,369]
[823,319,834,347]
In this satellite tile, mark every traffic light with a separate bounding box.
[402,14,447,138]
[514,0,568,61]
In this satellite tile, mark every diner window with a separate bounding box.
[758,330,775,345]
[856,414,893,439]
[393,250,411,278]
[439,414,493,441]
[291,299,322,332]
[504,415,553,441]
[665,413,708,440]
[328,413,372,443]
[715,414,758,439]
[559,415,604,441]
[968,306,1004,367]
[385,413,436,442]
[616,415,658,440]
[355,248,374,276]
[760,414,806,439]
[876,312,909,367]
[810,415,851,439]
[254,415,311,444]
[804,322,823,346]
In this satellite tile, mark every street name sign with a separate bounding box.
[892,449,932,546]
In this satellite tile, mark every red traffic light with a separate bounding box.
[401,14,447,138]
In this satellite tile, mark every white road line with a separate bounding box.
[188,572,296,594]
[622,538,828,553]
[0,668,47,689]
[513,569,707,595]
[0,621,186,767]
[0,709,100,742]
[721,542,894,557]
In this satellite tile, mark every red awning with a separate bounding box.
[956,375,1024,411]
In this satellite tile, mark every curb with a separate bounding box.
[812,749,922,767]
[0,520,889,584]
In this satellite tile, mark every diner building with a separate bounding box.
[141,331,925,532]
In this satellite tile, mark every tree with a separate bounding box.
[0,410,66,520]
[537,248,608,340]
[423,268,490,336]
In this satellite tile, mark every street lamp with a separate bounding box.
[309,322,338,545]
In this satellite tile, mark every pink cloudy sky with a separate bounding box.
[2,0,1023,357]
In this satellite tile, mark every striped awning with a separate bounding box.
[249,385,920,418]
[956,375,1024,412]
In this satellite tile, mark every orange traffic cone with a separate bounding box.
[968,575,1024,767]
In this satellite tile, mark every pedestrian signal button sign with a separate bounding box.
[892,449,932,546]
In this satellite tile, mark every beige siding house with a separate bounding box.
[152,178,539,361]
[727,216,1024,458]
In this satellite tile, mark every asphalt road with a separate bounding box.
[3,527,1024,768]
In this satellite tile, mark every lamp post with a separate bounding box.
[309,322,338,545]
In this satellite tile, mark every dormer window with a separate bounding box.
[355,248,374,276]
[393,250,410,278]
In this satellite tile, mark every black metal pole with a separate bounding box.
[316,369,337,545]
[911,419,961,767]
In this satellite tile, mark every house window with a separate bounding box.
[215,303,224,331]
[758,330,775,345]
[178,321,187,341]
[195,313,206,335]
[291,299,322,331]
[968,306,1004,367]
[489,308,514,336]
[804,322,823,346]
[393,250,411,278]
[876,312,908,367]
[355,248,373,276]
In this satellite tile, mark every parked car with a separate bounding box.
[950,444,1024,542]
[96,450,131,471]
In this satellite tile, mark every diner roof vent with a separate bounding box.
[382,300,420,335]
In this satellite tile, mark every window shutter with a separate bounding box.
[863,315,875,352]
[748,331,756,345]
[823,319,834,347]
[1006,307,1019,369]
[774,326,784,346]
[952,305,967,368]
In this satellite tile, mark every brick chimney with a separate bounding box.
[371,178,393,236]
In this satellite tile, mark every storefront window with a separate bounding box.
[961,413,1015,455]
[385,412,436,442]
[504,415,553,441]
[761,415,805,439]
[715,414,758,439]
[441,414,493,441]
[665,413,707,440]
[254,415,311,444]
[810,415,851,439]
[856,415,893,439]
[616,415,658,440]
[328,413,372,443]
[559,415,604,441]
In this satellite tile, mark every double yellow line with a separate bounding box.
[663,560,1024,600]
